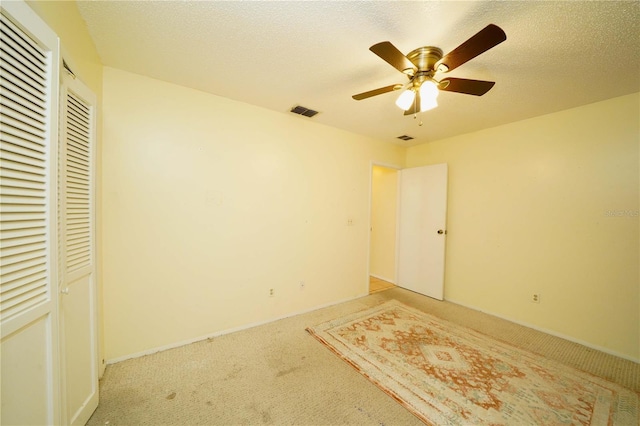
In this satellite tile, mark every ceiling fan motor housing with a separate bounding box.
[407,46,443,73]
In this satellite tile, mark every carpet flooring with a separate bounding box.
[87,287,639,425]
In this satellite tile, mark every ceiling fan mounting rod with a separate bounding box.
[409,70,446,92]
[412,70,435,85]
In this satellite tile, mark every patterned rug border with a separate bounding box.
[306,300,639,425]
[306,318,420,418]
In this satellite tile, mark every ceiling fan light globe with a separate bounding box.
[420,97,438,112]
[395,89,416,111]
[420,80,439,101]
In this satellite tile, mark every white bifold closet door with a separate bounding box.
[59,71,99,425]
[0,2,61,424]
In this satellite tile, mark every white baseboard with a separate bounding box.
[106,293,368,365]
[107,294,639,365]
[446,297,639,364]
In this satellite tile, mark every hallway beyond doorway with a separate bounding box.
[369,276,395,294]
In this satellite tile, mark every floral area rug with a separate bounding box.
[306,300,639,425]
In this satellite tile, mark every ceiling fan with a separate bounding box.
[352,24,506,115]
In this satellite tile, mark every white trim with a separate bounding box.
[369,160,402,171]
[394,170,401,289]
[446,297,640,364]
[106,294,367,365]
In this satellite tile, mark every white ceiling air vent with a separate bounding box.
[290,105,319,117]
[397,135,414,141]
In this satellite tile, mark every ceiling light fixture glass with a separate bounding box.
[395,88,416,111]
[395,80,440,112]
[419,80,439,112]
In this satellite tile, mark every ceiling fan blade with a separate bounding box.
[435,24,506,73]
[352,84,401,100]
[439,77,495,96]
[370,41,416,74]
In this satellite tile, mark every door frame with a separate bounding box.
[366,161,401,294]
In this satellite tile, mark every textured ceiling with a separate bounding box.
[76,1,640,147]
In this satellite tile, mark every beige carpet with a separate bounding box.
[307,300,638,425]
[88,288,639,425]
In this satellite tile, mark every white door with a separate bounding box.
[0,2,61,424]
[397,164,448,300]
[59,72,98,425]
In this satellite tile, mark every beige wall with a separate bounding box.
[101,67,405,360]
[406,93,640,360]
[22,0,639,364]
[370,166,398,282]
[26,0,106,372]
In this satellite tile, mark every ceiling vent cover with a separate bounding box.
[397,135,414,141]
[290,105,319,118]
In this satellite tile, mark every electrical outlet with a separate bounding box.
[532,293,540,303]
[269,288,275,297]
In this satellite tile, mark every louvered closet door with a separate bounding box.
[59,73,98,425]
[0,2,61,425]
